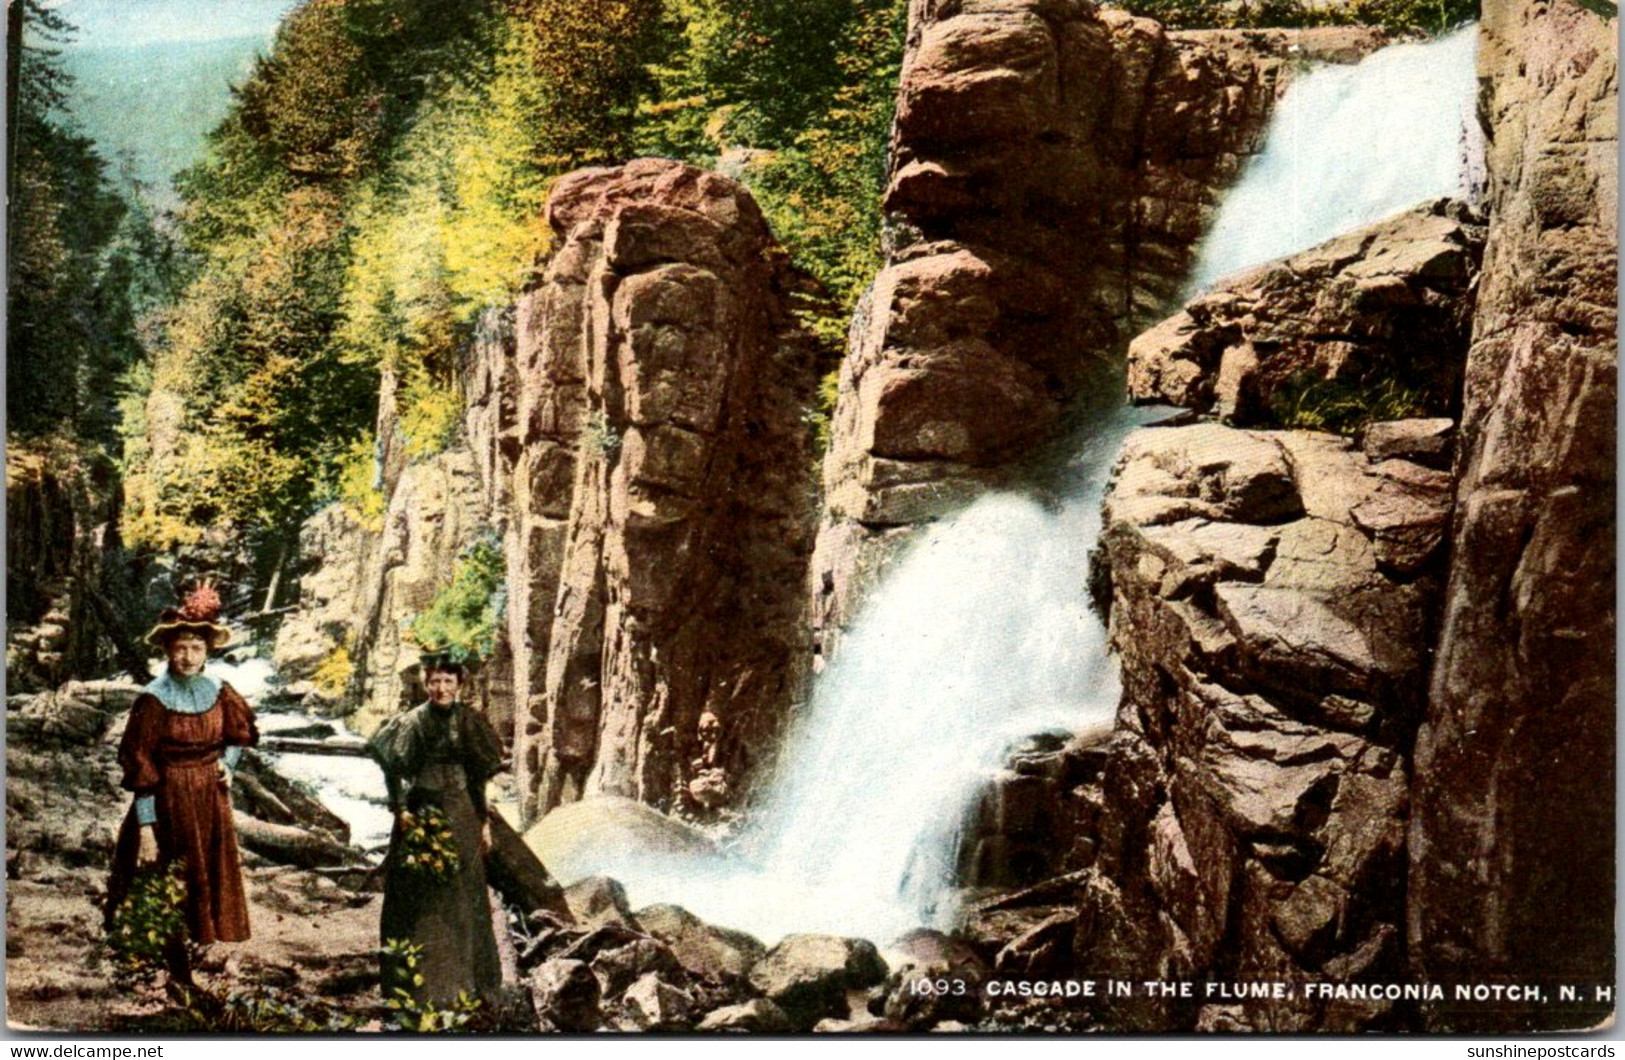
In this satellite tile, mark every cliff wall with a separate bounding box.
[1407,0,1616,1028]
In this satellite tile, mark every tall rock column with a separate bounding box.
[519,160,818,820]
[1408,0,1616,1029]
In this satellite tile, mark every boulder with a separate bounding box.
[562,877,640,932]
[881,928,989,1025]
[589,937,685,999]
[529,957,602,1032]
[1361,418,1454,468]
[696,998,794,1033]
[635,903,765,984]
[747,935,888,1028]
[525,796,716,887]
[1128,200,1484,427]
[621,972,696,1031]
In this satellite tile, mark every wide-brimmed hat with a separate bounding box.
[146,581,232,650]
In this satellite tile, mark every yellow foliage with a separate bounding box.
[334,434,385,532]
[312,642,355,699]
[398,376,464,461]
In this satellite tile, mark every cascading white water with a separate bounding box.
[487,25,1483,947]
[557,403,1152,944]
[1189,23,1479,291]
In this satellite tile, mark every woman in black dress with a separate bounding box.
[367,655,504,1006]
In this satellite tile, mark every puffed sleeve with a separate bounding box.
[118,694,166,794]
[217,682,259,748]
[368,709,422,814]
[459,708,506,817]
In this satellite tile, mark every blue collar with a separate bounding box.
[145,669,221,713]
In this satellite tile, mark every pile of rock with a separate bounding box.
[520,879,889,1032]
[514,875,1012,1032]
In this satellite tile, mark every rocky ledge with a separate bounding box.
[1128,198,1484,424]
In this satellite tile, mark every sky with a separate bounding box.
[39,1,300,200]
[48,0,297,50]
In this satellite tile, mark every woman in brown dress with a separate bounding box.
[368,655,504,1007]
[106,584,257,979]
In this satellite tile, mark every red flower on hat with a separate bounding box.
[177,581,223,624]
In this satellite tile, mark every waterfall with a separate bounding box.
[1189,23,1479,291]
[533,25,1481,947]
[562,403,1155,944]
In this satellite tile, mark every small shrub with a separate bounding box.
[580,409,623,460]
[159,984,361,1033]
[381,938,482,1032]
[334,434,385,532]
[1105,0,1478,33]
[311,642,355,699]
[408,531,506,662]
[399,378,464,462]
[105,865,187,985]
[800,368,843,461]
[1270,373,1429,435]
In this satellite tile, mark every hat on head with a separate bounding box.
[146,581,232,650]
[419,650,467,678]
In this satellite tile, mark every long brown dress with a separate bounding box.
[370,702,504,1006]
[106,683,257,944]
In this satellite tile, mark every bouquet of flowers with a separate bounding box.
[398,805,461,883]
[107,864,187,981]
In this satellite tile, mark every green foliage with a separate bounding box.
[398,378,466,461]
[8,0,151,450]
[642,0,909,346]
[381,938,483,1032]
[125,0,913,560]
[1270,373,1430,435]
[408,533,507,662]
[1107,0,1477,33]
[105,865,187,984]
[581,409,624,460]
[802,368,843,458]
[158,984,361,1033]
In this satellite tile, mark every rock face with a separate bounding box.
[1407,0,1617,1028]
[1128,199,1485,424]
[275,160,816,800]
[274,322,512,734]
[1088,421,1452,1030]
[514,160,818,819]
[810,0,1386,658]
[273,446,491,735]
[6,446,146,692]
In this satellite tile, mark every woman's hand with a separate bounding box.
[217,761,233,789]
[136,825,159,868]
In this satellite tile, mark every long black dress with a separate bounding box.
[368,701,504,1006]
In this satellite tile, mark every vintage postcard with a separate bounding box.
[4,0,1615,1037]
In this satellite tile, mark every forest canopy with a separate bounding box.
[119,0,908,559]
